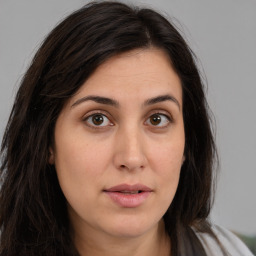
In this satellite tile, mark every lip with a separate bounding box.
[103,183,153,208]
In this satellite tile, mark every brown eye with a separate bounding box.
[92,114,104,125]
[150,114,162,125]
[85,113,112,127]
[146,113,171,127]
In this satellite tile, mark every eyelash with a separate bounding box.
[82,111,173,130]
[144,112,172,128]
[82,111,113,129]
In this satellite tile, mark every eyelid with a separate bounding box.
[147,109,173,121]
[82,110,114,129]
[144,110,173,128]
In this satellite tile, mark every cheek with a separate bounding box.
[54,132,111,177]
[150,141,184,175]
[53,134,111,203]
[53,144,107,223]
[148,141,184,202]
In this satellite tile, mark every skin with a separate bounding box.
[50,48,185,256]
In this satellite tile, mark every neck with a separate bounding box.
[72,220,171,256]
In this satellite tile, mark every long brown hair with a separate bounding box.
[0,1,218,255]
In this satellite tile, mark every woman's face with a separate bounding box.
[51,48,185,240]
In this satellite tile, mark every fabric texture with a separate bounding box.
[195,225,255,256]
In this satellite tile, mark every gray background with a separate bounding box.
[0,0,255,235]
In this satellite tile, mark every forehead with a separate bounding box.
[72,47,182,105]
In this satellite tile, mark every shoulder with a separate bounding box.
[194,224,255,256]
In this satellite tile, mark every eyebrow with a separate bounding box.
[71,94,180,110]
[144,94,180,110]
[71,95,119,108]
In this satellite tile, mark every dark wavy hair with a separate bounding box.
[0,1,218,255]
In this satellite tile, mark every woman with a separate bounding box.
[0,1,253,256]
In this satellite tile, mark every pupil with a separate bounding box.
[93,115,104,125]
[150,114,161,125]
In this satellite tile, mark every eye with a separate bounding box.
[145,113,171,127]
[84,113,113,128]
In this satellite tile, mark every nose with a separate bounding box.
[113,126,147,171]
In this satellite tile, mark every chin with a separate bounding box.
[104,215,160,239]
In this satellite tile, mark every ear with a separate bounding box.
[182,155,185,164]
[48,147,55,165]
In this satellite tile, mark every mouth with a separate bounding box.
[103,183,153,208]
[117,190,143,194]
[104,183,153,193]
